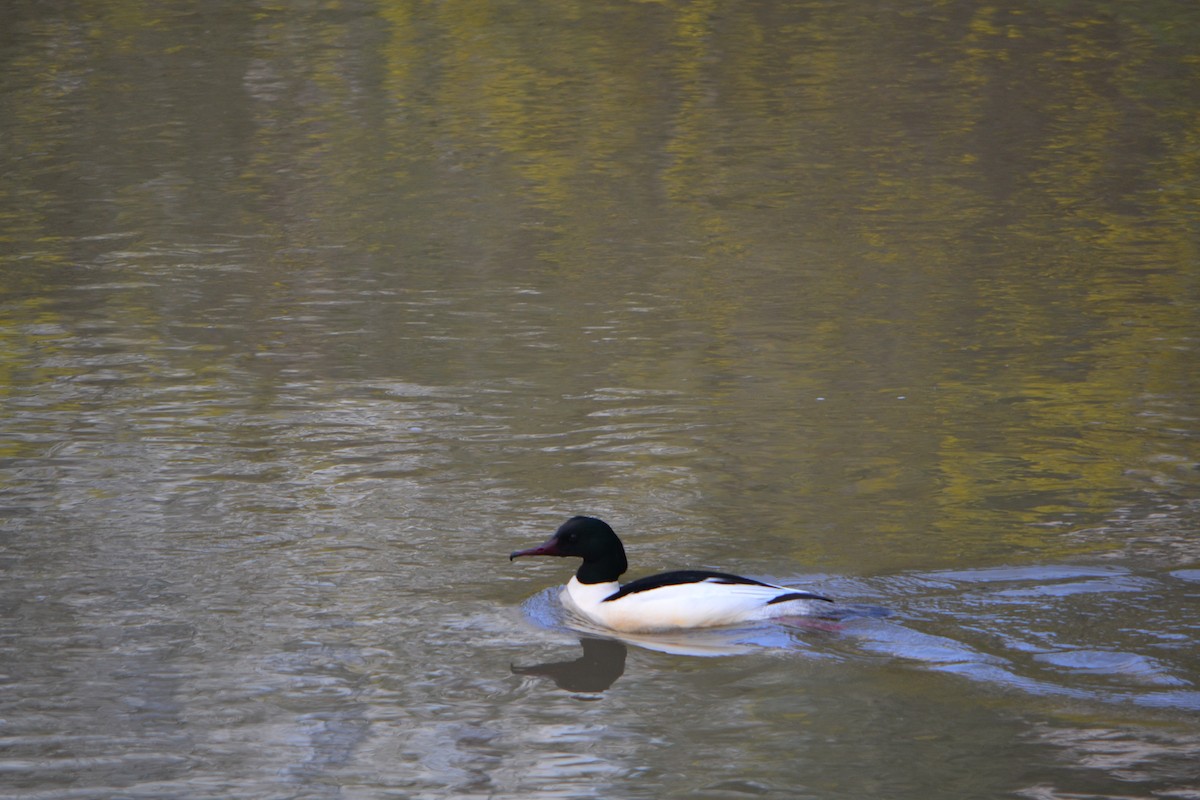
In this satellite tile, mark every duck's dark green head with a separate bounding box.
[509,516,629,584]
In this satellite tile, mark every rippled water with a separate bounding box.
[3,0,1200,798]
[516,563,1200,704]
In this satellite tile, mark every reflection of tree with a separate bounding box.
[2,0,1198,565]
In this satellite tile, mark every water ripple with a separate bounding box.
[516,563,1199,711]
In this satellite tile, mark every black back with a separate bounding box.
[602,569,833,604]
[602,570,771,602]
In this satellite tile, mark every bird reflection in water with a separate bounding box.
[510,624,782,694]
[512,637,628,694]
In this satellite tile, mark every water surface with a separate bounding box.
[2,1,1199,798]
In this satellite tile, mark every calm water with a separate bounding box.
[2,1,1199,798]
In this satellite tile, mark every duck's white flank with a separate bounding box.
[561,575,828,633]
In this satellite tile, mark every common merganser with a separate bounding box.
[510,516,834,633]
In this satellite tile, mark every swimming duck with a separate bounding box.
[510,516,833,633]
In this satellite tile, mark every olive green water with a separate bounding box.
[2,1,1198,798]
